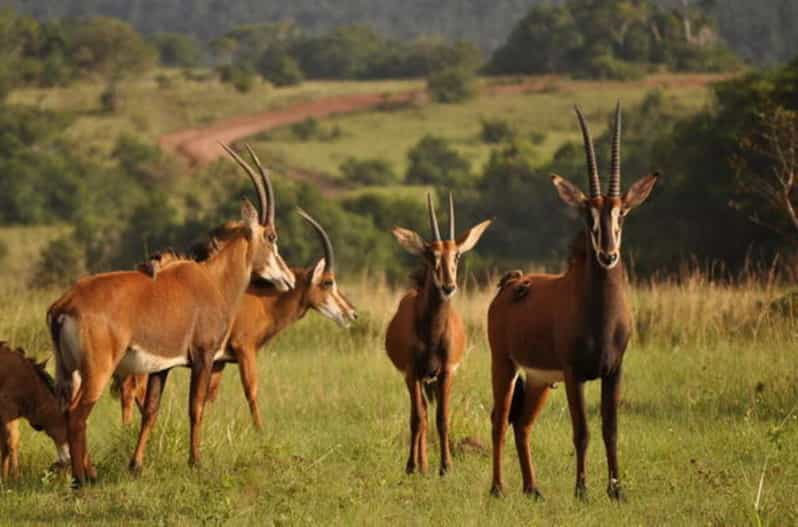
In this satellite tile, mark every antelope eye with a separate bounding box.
[322,279,334,288]
[266,233,277,243]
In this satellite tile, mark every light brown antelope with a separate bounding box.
[119,208,358,430]
[0,342,69,479]
[385,193,491,475]
[47,144,295,487]
[487,104,658,501]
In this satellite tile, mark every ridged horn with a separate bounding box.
[244,144,275,225]
[574,105,601,198]
[608,101,622,198]
[219,142,269,224]
[297,208,335,274]
[448,192,455,241]
[427,192,441,242]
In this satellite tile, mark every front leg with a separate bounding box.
[601,366,624,501]
[564,371,589,501]
[404,375,428,474]
[129,370,170,473]
[188,355,214,467]
[436,371,453,476]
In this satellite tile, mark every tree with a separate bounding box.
[406,135,471,186]
[734,108,798,236]
[427,67,475,103]
[152,32,202,67]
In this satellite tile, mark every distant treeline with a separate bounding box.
[6,0,797,66]
[487,0,739,79]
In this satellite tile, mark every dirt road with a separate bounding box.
[160,74,727,170]
[159,91,422,167]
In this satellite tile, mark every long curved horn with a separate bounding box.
[448,192,455,241]
[427,193,441,242]
[244,144,275,225]
[220,142,268,224]
[297,208,335,274]
[574,105,601,198]
[608,101,622,198]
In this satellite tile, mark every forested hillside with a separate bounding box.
[5,1,797,64]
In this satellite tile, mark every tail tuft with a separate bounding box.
[508,375,525,424]
[422,379,437,405]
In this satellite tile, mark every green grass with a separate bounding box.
[0,276,795,526]
[251,75,714,180]
[7,69,420,159]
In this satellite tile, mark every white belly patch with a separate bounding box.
[116,346,189,376]
[524,367,564,387]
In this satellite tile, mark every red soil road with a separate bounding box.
[159,91,422,167]
[160,74,728,168]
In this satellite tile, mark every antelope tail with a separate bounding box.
[47,310,82,412]
[508,375,525,425]
[422,379,437,405]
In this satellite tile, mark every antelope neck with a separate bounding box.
[203,235,253,315]
[415,268,451,345]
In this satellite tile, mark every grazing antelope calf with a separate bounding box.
[47,144,295,487]
[386,194,490,475]
[120,209,358,430]
[488,104,658,501]
[0,342,69,479]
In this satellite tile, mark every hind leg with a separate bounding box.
[513,383,551,498]
[206,363,225,404]
[490,355,517,496]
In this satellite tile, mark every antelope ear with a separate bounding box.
[392,227,427,255]
[551,174,588,208]
[622,173,659,214]
[240,198,260,228]
[310,258,325,285]
[456,219,492,253]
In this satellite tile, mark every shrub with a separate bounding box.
[480,118,515,144]
[339,158,397,186]
[427,67,476,103]
[99,81,120,113]
[291,117,321,141]
[406,135,470,186]
[31,235,87,289]
[217,64,256,93]
[257,48,304,87]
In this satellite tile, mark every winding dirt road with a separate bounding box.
[159,91,422,167]
[159,74,727,170]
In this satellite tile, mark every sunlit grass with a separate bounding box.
[0,270,795,525]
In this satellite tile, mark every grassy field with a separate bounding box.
[7,69,420,159]
[251,75,714,182]
[0,271,795,526]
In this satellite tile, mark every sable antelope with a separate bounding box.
[118,209,358,429]
[0,342,69,479]
[487,104,658,500]
[385,193,491,475]
[47,144,295,487]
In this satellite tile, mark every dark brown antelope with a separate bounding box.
[385,193,491,475]
[487,104,658,501]
[47,144,295,487]
[0,342,69,479]
[118,208,358,430]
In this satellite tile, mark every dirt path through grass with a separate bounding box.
[159,74,728,192]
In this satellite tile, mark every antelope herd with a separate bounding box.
[1,104,657,502]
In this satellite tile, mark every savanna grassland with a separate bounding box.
[0,257,795,526]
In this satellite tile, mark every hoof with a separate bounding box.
[524,487,545,501]
[405,463,415,475]
[70,477,83,490]
[607,480,625,502]
[574,483,588,502]
[128,460,142,475]
[439,465,449,477]
[490,484,505,498]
